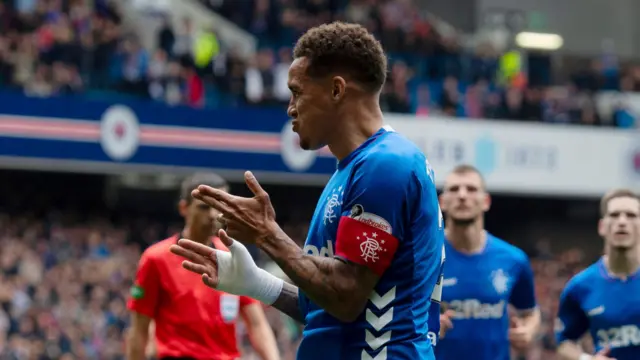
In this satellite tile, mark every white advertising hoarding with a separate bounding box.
[387,115,640,197]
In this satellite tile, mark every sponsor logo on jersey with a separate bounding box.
[349,204,392,234]
[427,331,437,346]
[303,242,335,257]
[442,278,458,287]
[449,299,505,319]
[596,325,640,348]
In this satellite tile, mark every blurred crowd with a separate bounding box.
[0,209,307,360]
[0,206,593,360]
[1,0,640,127]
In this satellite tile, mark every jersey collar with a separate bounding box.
[598,256,640,282]
[337,126,392,170]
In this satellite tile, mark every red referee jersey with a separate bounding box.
[127,235,258,360]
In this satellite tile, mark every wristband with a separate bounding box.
[251,268,284,305]
[578,354,593,360]
[214,239,284,305]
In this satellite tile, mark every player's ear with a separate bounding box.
[331,76,346,101]
[178,199,189,218]
[597,218,606,237]
[438,192,446,212]
[482,192,492,212]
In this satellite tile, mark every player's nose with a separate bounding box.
[288,105,298,119]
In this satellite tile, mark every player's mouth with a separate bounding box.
[614,230,629,235]
[292,120,300,133]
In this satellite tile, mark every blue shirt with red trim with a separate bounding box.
[297,126,444,360]
[555,258,640,360]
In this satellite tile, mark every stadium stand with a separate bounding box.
[1,0,639,125]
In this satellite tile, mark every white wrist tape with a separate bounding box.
[214,239,284,305]
[251,268,284,305]
[578,354,593,360]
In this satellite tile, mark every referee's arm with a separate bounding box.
[127,313,153,360]
[241,301,280,360]
[127,252,161,360]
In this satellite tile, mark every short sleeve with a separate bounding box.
[509,255,537,311]
[334,153,413,276]
[555,281,589,344]
[127,251,161,319]
[240,295,259,308]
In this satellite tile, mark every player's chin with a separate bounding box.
[298,137,312,150]
[450,215,478,226]
[299,136,324,151]
[609,237,635,250]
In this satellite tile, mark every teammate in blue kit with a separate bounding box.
[169,22,445,360]
[556,189,640,360]
[435,165,541,360]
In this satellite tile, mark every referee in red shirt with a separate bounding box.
[126,173,280,360]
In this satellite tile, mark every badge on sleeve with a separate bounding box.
[130,285,145,299]
[220,294,240,323]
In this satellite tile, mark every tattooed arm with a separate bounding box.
[271,282,304,323]
[259,228,379,323]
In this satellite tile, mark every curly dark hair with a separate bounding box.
[293,22,387,93]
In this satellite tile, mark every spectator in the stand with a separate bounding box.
[273,47,292,104]
[415,85,434,115]
[440,76,461,116]
[244,48,275,105]
[184,64,205,108]
[499,87,526,120]
[382,61,412,113]
[52,61,83,95]
[521,88,543,121]
[612,100,636,128]
[173,17,195,63]
[483,92,502,119]
[117,37,149,96]
[464,82,485,118]
[24,63,53,97]
[579,101,601,126]
[0,36,15,87]
[157,17,175,58]
[147,49,169,100]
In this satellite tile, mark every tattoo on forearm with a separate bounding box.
[261,233,371,319]
[271,281,304,323]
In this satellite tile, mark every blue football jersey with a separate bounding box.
[436,234,536,360]
[297,126,445,360]
[556,258,640,359]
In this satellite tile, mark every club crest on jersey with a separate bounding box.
[357,231,388,263]
[220,294,240,323]
[323,186,344,225]
[349,205,392,234]
[491,269,510,295]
